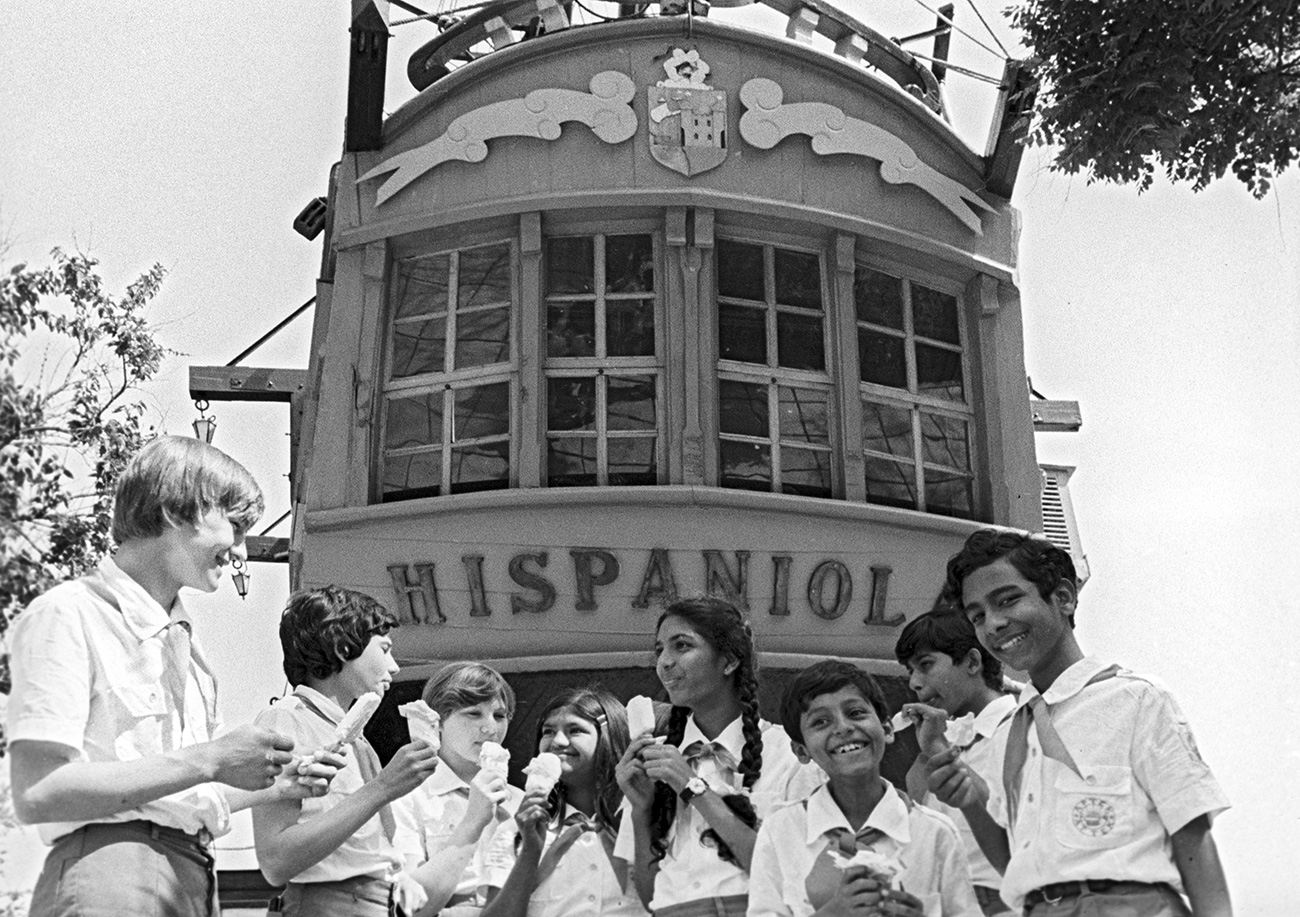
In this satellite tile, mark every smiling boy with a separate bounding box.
[747,660,980,917]
[927,530,1232,917]
[7,436,336,917]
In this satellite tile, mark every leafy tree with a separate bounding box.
[1,250,171,699]
[1011,0,1300,196]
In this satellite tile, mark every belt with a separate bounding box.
[80,819,213,849]
[1024,880,1169,908]
[654,894,748,917]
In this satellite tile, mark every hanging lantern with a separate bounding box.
[192,399,217,444]
[231,557,249,599]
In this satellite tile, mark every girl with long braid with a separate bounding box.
[613,596,822,917]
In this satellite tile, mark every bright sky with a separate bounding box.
[2,1,1297,910]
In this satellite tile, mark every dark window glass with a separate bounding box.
[386,392,443,450]
[391,317,447,378]
[774,249,822,309]
[781,448,832,497]
[455,307,510,369]
[454,383,510,440]
[547,302,596,358]
[608,438,657,485]
[547,437,597,486]
[547,237,594,294]
[450,440,510,492]
[778,386,829,445]
[459,245,512,309]
[606,235,654,293]
[776,312,825,371]
[854,269,903,329]
[382,451,442,500]
[920,412,969,471]
[607,377,656,431]
[547,378,596,431]
[718,302,766,364]
[924,470,973,519]
[858,329,907,388]
[718,379,768,438]
[916,344,964,400]
[861,401,913,458]
[717,240,765,302]
[719,440,771,491]
[394,256,450,320]
[912,284,960,344]
[864,456,917,509]
[607,299,655,357]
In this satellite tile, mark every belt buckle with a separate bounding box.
[197,827,214,847]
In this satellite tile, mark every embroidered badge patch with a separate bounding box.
[1071,797,1116,836]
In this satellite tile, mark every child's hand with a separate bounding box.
[513,789,551,854]
[876,887,925,917]
[376,739,440,801]
[393,872,429,916]
[925,746,988,810]
[638,743,693,794]
[813,867,883,916]
[274,749,348,800]
[466,767,511,828]
[615,736,658,810]
[899,703,951,759]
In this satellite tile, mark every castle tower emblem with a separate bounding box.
[648,49,727,176]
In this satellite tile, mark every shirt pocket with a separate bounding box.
[1053,764,1134,849]
[110,682,168,756]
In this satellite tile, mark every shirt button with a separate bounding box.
[1027,793,1034,803]
[590,864,598,871]
[1030,748,1037,757]
[1086,775,1096,785]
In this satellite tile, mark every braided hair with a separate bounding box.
[647,596,764,864]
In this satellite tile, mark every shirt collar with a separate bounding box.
[293,684,347,724]
[680,713,745,760]
[425,760,472,795]
[974,693,1018,736]
[95,555,185,640]
[1018,656,1112,707]
[803,779,912,846]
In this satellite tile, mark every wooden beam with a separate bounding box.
[346,0,390,152]
[1031,400,1082,432]
[983,59,1038,197]
[246,536,291,563]
[189,366,307,403]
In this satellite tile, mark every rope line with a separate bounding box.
[901,0,1006,61]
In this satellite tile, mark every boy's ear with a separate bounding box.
[962,647,983,676]
[1051,579,1078,617]
[791,740,813,765]
[882,714,895,746]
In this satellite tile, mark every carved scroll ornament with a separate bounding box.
[359,71,638,207]
[738,78,993,234]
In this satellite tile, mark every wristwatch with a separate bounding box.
[679,776,709,803]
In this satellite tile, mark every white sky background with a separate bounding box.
[2,1,1297,909]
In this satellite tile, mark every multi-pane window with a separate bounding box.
[855,267,973,517]
[381,243,514,500]
[715,239,832,497]
[544,233,661,486]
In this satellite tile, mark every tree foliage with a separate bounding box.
[1012,0,1300,196]
[1,250,171,694]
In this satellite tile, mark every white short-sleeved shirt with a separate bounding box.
[613,715,823,910]
[6,557,229,843]
[484,807,648,917]
[391,759,523,898]
[748,780,981,917]
[984,657,1231,911]
[254,687,404,884]
[918,693,1017,888]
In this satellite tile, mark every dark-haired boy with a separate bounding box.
[252,585,442,917]
[928,529,1231,917]
[7,436,339,917]
[895,609,1016,915]
[748,660,980,917]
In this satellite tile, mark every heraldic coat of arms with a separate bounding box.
[649,49,727,176]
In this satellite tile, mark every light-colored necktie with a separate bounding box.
[683,740,739,774]
[535,810,628,890]
[1002,665,1120,827]
[162,620,192,747]
[352,734,398,842]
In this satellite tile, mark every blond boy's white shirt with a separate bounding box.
[483,807,648,917]
[254,686,404,883]
[6,557,230,843]
[748,780,981,917]
[612,715,822,911]
[918,692,1017,888]
[984,657,1231,911]
[390,760,523,898]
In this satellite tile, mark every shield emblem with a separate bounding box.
[649,49,728,176]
